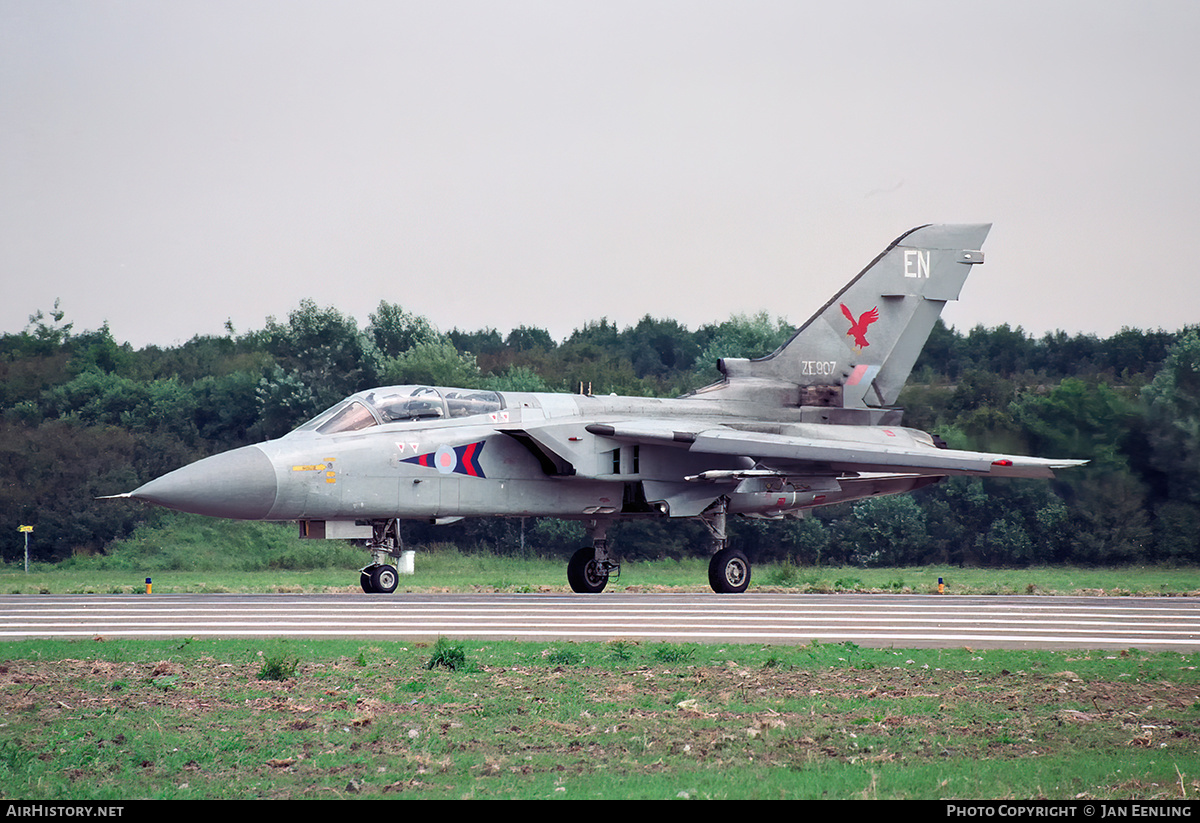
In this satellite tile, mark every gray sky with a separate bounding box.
[3,0,1198,349]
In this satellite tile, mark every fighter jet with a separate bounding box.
[112,224,1084,594]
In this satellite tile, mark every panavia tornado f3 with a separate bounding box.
[111,224,1085,594]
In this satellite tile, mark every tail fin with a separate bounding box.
[707,223,991,410]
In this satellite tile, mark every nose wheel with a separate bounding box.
[361,564,399,594]
[359,519,403,594]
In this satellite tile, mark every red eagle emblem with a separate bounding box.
[840,303,879,349]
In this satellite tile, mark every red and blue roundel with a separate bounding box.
[404,441,486,478]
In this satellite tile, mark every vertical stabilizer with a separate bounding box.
[713,223,990,408]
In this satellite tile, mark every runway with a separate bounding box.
[2,593,1200,650]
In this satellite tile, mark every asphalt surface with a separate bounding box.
[3,592,1200,650]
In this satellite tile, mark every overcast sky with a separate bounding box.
[2,1,1198,349]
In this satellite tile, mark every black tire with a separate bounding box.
[708,548,751,594]
[360,567,375,593]
[369,564,399,594]
[567,547,608,594]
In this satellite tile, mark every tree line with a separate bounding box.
[1,298,1197,568]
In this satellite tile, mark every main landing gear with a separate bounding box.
[565,502,753,594]
[361,519,402,594]
[701,500,751,594]
[567,520,619,594]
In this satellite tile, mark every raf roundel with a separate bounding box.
[434,444,457,475]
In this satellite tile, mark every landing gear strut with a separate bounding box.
[361,519,402,594]
[567,520,619,593]
[701,499,751,593]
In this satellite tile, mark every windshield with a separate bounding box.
[292,386,505,436]
[315,401,377,434]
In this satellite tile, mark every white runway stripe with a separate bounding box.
[2,593,1198,649]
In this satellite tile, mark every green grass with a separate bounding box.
[0,637,1197,799]
[7,511,1198,595]
[3,512,1198,799]
[4,555,1200,596]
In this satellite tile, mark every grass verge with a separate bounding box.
[3,558,1199,596]
[0,638,1197,799]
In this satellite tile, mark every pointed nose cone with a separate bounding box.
[130,445,278,519]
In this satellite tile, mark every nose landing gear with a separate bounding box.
[361,519,403,594]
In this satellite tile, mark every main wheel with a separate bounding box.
[368,564,399,594]
[567,547,608,594]
[360,567,376,593]
[708,548,751,593]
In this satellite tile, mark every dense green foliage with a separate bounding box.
[1,297,1197,568]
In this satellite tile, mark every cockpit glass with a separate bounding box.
[314,401,378,434]
[365,386,505,423]
[369,386,446,422]
[292,386,505,436]
[444,389,503,418]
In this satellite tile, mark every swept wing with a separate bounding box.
[584,420,1086,480]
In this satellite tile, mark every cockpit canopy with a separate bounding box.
[292,386,504,436]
